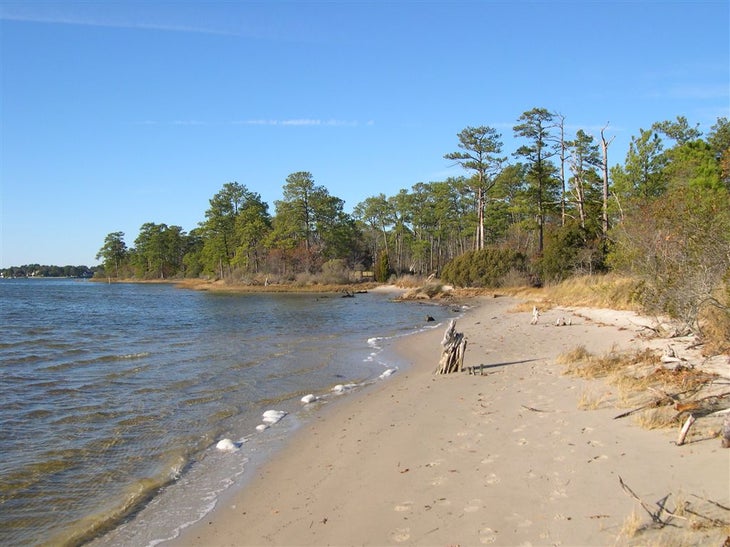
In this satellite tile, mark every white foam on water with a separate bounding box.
[261,410,287,424]
[379,368,397,379]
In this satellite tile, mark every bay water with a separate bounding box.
[0,279,457,546]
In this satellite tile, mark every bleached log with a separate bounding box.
[436,320,467,374]
[530,306,539,325]
[676,414,695,446]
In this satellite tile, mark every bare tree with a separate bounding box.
[600,124,615,240]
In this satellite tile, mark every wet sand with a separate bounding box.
[175,295,729,546]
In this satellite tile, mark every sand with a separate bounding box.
[175,296,729,546]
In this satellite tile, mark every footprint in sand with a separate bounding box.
[481,454,500,464]
[587,439,603,447]
[394,502,413,512]
[463,498,483,513]
[485,472,500,485]
[390,527,411,542]
[479,527,497,544]
[517,437,529,446]
[431,475,447,486]
[508,513,533,528]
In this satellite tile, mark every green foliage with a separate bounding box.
[92,112,729,315]
[608,185,730,330]
[374,251,391,282]
[444,126,505,250]
[96,231,128,278]
[610,128,667,202]
[513,108,562,253]
[540,223,605,283]
[2,264,95,278]
[663,140,723,191]
[440,248,528,288]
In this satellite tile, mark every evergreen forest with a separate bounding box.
[93,109,730,340]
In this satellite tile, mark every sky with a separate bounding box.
[1,1,728,268]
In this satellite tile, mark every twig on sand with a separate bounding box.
[618,476,672,527]
[690,494,730,512]
[521,405,553,413]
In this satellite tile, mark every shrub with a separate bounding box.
[540,223,606,282]
[320,259,350,284]
[440,248,528,288]
[374,252,391,283]
[608,185,730,333]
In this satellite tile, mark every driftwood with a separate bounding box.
[435,320,467,374]
[676,414,696,446]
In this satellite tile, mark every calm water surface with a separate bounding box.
[0,279,457,546]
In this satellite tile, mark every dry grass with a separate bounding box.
[577,389,612,410]
[559,345,720,429]
[632,407,680,429]
[503,274,644,311]
[698,299,730,356]
[618,509,643,540]
[507,299,554,314]
[542,274,644,310]
[558,345,640,380]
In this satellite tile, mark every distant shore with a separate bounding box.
[174,295,729,546]
[89,276,386,294]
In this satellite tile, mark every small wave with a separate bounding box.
[367,336,384,347]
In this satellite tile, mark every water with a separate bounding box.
[0,279,457,546]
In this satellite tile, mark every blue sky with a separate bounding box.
[1,1,728,267]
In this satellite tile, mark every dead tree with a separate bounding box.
[435,320,467,374]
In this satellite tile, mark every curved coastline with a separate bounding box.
[172,295,729,547]
[81,286,455,547]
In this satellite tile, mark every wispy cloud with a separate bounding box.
[130,119,373,127]
[172,120,206,126]
[0,11,241,36]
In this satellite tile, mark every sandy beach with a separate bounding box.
[175,295,729,546]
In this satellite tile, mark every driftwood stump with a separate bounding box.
[435,320,467,374]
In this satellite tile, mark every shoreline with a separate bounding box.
[174,296,729,546]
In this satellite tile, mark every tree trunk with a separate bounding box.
[600,126,614,240]
[435,320,467,374]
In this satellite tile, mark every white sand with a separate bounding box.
[175,296,729,546]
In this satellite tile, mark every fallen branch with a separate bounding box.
[690,494,730,512]
[614,398,669,420]
[676,414,695,446]
[682,505,730,526]
[618,476,668,526]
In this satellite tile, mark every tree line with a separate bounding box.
[0,264,96,278]
[96,109,730,310]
